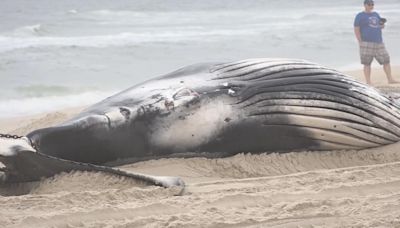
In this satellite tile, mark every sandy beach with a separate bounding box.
[1,67,400,227]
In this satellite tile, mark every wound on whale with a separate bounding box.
[1,58,400,188]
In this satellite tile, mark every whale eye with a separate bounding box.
[173,89,191,100]
[173,88,199,100]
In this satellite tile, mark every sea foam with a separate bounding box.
[0,91,114,118]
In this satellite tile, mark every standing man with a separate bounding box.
[354,0,398,84]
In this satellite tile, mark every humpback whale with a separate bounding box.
[1,58,400,187]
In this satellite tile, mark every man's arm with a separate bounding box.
[378,13,385,29]
[354,26,362,43]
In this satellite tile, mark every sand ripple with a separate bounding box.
[2,143,400,227]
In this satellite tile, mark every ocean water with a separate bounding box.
[0,0,399,118]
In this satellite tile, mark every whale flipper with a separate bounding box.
[0,138,185,189]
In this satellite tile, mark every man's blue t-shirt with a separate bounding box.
[354,11,383,43]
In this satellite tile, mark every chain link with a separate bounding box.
[0,133,24,139]
[0,133,37,151]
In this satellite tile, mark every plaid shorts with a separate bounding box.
[359,41,390,65]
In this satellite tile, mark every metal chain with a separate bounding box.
[0,133,38,151]
[0,133,24,139]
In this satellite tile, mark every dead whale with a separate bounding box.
[1,58,400,187]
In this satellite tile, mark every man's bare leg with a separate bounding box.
[384,63,399,84]
[364,64,372,85]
